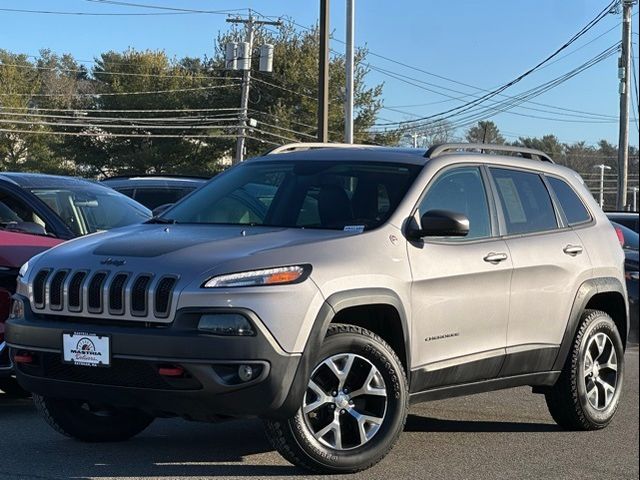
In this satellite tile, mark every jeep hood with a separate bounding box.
[30,224,352,278]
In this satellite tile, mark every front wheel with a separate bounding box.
[264,324,409,474]
[34,394,154,442]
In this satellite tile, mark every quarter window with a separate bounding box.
[547,177,591,226]
[418,167,491,239]
[491,168,558,235]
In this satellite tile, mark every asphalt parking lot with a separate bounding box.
[1,347,638,480]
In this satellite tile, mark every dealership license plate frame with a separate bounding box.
[62,332,111,368]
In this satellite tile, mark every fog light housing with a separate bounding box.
[198,313,255,336]
[238,364,254,382]
[9,297,25,320]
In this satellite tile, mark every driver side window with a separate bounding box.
[418,167,491,240]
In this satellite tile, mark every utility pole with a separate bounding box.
[227,13,281,164]
[616,0,636,210]
[344,0,355,143]
[632,187,639,212]
[318,0,330,142]
[594,164,612,208]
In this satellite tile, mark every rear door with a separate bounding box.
[488,167,592,376]
[408,165,512,390]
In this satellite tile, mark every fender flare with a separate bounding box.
[270,288,410,419]
[552,276,628,371]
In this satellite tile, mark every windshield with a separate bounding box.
[29,185,151,235]
[163,160,422,231]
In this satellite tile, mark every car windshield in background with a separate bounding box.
[29,186,151,235]
[163,160,422,231]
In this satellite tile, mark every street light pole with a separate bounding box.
[344,0,355,144]
[594,164,612,208]
[318,0,330,142]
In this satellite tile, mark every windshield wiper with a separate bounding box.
[146,217,177,224]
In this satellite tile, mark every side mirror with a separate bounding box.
[152,203,174,217]
[5,221,48,236]
[411,209,469,239]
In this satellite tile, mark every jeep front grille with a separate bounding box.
[30,268,179,322]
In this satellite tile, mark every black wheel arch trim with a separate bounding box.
[552,276,628,372]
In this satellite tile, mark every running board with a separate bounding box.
[409,371,560,404]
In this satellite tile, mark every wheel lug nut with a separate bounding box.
[340,409,346,415]
[332,391,337,396]
[343,388,348,394]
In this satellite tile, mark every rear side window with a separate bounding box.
[490,168,558,235]
[547,177,591,226]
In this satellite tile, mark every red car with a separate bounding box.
[1,230,62,395]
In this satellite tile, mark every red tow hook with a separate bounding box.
[158,365,184,377]
[14,352,34,364]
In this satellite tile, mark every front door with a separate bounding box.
[408,166,511,391]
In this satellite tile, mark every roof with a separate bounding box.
[0,172,106,189]
[101,175,209,188]
[254,146,429,165]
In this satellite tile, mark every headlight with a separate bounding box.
[18,261,30,278]
[9,297,25,320]
[203,265,311,288]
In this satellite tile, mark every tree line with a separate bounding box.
[0,23,637,182]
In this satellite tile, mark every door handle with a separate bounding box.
[483,252,508,263]
[563,244,583,256]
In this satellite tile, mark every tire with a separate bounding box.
[264,324,409,474]
[0,377,31,398]
[33,394,154,442]
[545,309,624,430]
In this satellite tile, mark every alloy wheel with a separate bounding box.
[583,332,618,410]
[302,353,388,450]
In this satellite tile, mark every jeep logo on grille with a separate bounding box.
[100,258,126,267]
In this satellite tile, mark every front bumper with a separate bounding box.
[5,299,302,420]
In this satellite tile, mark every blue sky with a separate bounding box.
[0,0,638,146]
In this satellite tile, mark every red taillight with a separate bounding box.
[158,365,184,377]
[615,227,625,247]
[14,352,34,364]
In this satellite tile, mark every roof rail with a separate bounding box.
[265,142,376,155]
[425,143,554,164]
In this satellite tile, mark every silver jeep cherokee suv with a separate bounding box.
[6,143,628,473]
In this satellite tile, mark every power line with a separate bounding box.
[84,0,247,15]
[371,43,620,132]
[0,83,239,97]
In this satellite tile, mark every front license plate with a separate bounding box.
[62,332,111,367]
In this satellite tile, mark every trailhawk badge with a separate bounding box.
[62,332,110,367]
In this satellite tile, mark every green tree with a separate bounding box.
[465,121,505,144]
[0,50,81,173]
[215,23,392,155]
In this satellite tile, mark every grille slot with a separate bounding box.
[154,277,177,318]
[131,275,152,316]
[33,269,50,308]
[87,272,108,313]
[48,270,68,310]
[108,273,129,315]
[30,268,177,321]
[68,271,87,311]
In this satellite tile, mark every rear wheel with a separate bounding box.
[264,324,408,474]
[33,394,154,442]
[545,309,624,430]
